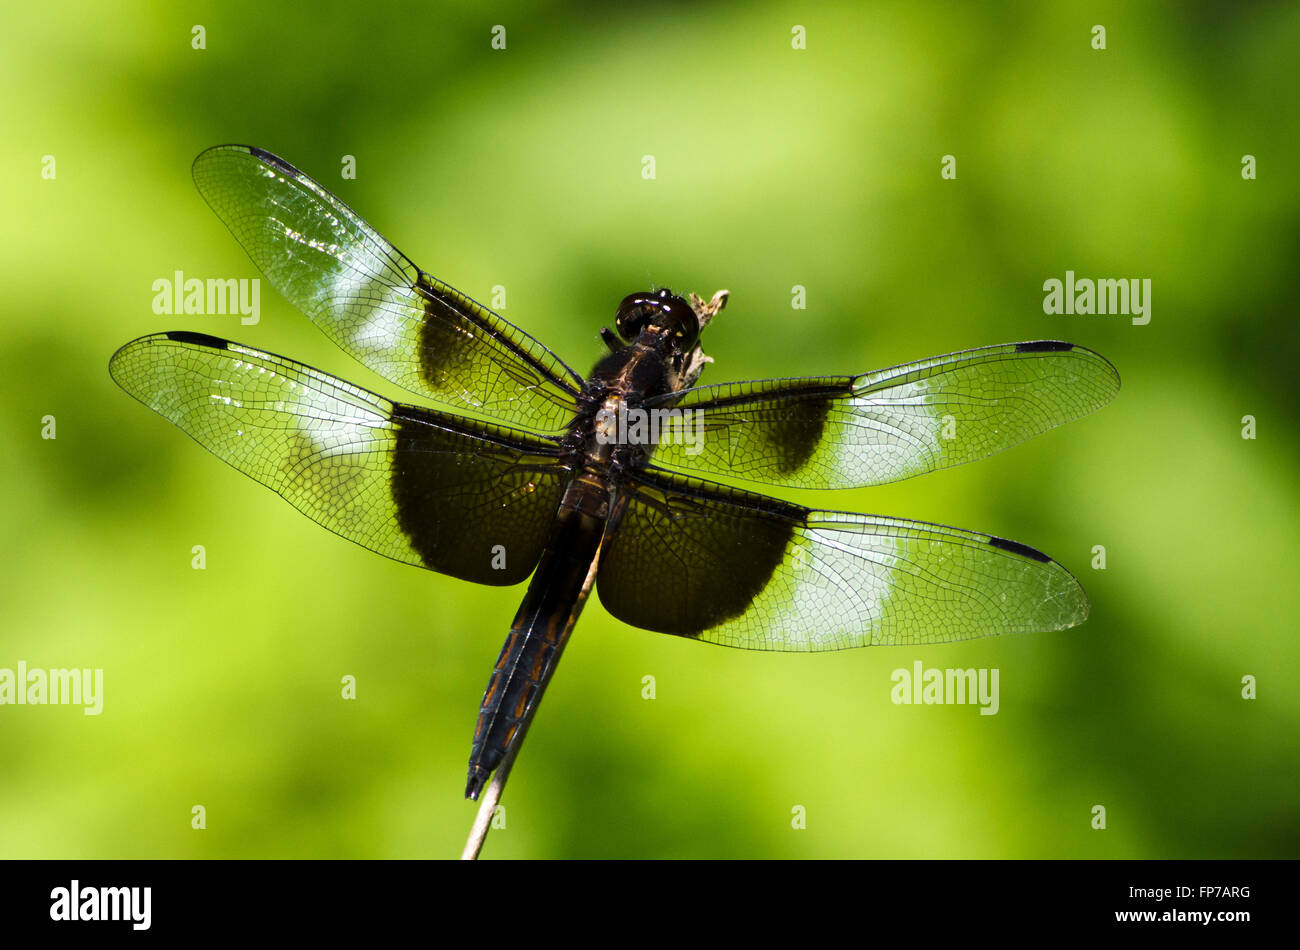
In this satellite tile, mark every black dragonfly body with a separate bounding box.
[111,146,1120,802]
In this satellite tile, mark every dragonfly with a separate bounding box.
[111,145,1120,805]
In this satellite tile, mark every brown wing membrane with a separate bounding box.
[191,144,584,433]
[596,468,1089,651]
[644,341,1120,489]
[109,332,569,585]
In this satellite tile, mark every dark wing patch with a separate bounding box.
[391,407,570,584]
[597,473,799,636]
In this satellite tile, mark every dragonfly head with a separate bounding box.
[615,288,701,348]
[612,288,728,391]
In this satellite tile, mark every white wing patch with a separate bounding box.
[836,375,945,485]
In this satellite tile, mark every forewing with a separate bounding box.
[646,341,1119,489]
[191,145,583,433]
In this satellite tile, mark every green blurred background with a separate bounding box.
[2,0,1297,859]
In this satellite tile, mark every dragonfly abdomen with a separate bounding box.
[465,501,604,800]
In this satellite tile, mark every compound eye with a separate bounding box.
[654,292,701,349]
[615,291,658,341]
